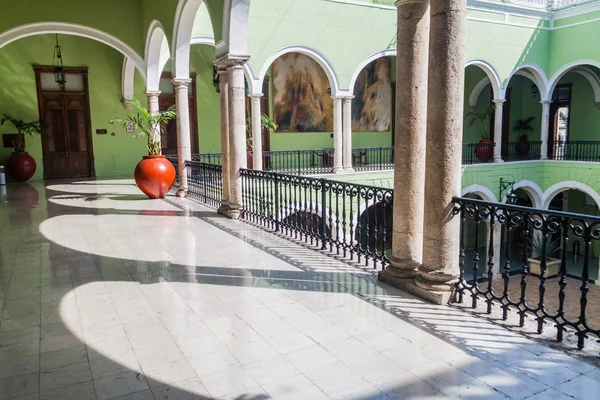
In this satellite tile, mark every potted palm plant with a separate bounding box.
[245,114,278,169]
[528,232,561,277]
[465,105,493,162]
[514,116,535,158]
[110,98,177,199]
[0,114,42,182]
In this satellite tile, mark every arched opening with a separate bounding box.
[144,21,171,92]
[547,62,600,160]
[0,33,147,181]
[462,63,503,163]
[350,54,396,166]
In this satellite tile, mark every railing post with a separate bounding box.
[321,178,327,250]
[297,150,301,175]
[201,163,207,202]
[274,174,280,232]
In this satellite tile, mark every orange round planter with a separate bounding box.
[134,155,176,199]
[6,152,36,182]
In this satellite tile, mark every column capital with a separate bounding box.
[492,98,505,105]
[171,78,192,88]
[145,90,161,98]
[248,93,263,100]
[540,100,552,105]
[214,54,250,70]
[331,95,343,103]
[395,0,428,7]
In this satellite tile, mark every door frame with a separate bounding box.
[33,65,95,179]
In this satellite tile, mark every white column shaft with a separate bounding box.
[540,101,551,160]
[172,79,192,196]
[332,97,343,173]
[493,99,504,163]
[342,97,353,171]
[146,90,161,147]
[251,95,263,171]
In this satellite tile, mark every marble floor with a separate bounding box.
[0,180,599,400]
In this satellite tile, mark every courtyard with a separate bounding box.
[0,180,599,400]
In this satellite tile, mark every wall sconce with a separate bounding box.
[531,84,539,99]
[499,177,517,204]
[212,66,220,93]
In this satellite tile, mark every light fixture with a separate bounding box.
[53,34,66,88]
[212,65,220,93]
[499,178,517,204]
[531,84,538,98]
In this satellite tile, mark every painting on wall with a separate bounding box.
[352,58,392,132]
[273,53,333,132]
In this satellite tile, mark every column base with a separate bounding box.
[176,188,187,198]
[343,167,355,173]
[493,158,504,163]
[378,270,454,305]
[414,271,458,295]
[540,156,548,160]
[218,203,242,220]
[332,167,345,174]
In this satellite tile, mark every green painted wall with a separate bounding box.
[0,35,146,181]
[191,44,221,153]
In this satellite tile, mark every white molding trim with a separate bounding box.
[468,0,552,19]
[508,180,544,208]
[543,181,600,209]
[348,49,396,92]
[0,22,146,79]
[553,0,600,20]
[505,62,550,100]
[462,184,498,203]
[466,59,503,100]
[121,57,136,100]
[173,0,205,80]
[190,35,215,46]
[220,0,250,57]
[145,20,171,92]
[258,46,341,96]
[325,0,395,10]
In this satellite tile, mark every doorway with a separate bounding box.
[34,66,95,179]
[549,84,572,160]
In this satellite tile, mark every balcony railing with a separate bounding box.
[261,149,334,175]
[453,196,600,349]
[550,141,600,162]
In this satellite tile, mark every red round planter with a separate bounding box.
[134,155,176,199]
[474,140,493,162]
[6,152,36,182]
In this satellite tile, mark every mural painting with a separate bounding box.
[352,58,392,132]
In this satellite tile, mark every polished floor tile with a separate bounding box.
[0,180,597,400]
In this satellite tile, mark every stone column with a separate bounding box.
[378,0,430,285]
[540,100,551,160]
[250,94,263,171]
[493,99,504,163]
[216,66,231,214]
[342,96,354,172]
[217,55,250,219]
[332,96,344,173]
[417,0,467,304]
[172,78,192,197]
[146,90,161,150]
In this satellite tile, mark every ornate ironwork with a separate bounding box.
[453,196,600,349]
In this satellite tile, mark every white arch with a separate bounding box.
[468,77,492,109]
[466,59,502,100]
[221,0,251,57]
[506,180,544,209]
[0,22,146,80]
[543,181,600,209]
[258,46,341,96]
[461,185,498,203]
[173,0,205,80]
[505,62,549,101]
[121,57,136,101]
[548,60,600,107]
[348,49,397,92]
[145,20,171,92]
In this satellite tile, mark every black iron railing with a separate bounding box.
[505,140,542,161]
[165,155,180,189]
[351,147,394,172]
[462,142,495,165]
[452,196,600,349]
[262,149,335,175]
[550,141,600,162]
[240,169,393,269]
[186,161,222,208]
[193,153,222,165]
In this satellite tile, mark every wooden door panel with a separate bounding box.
[41,99,70,180]
[65,98,91,177]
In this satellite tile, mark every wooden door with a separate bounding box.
[35,66,94,179]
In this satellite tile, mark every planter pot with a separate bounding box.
[474,140,493,162]
[247,151,253,170]
[134,155,176,199]
[6,152,36,182]
[516,139,530,158]
[528,257,561,278]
